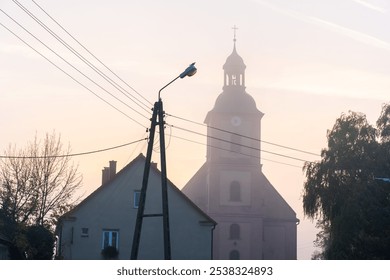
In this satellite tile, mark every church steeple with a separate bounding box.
[223,26,246,91]
[182,36,298,261]
[205,32,263,166]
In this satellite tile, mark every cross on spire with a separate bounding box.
[232,25,238,42]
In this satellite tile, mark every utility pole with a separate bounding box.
[130,63,197,260]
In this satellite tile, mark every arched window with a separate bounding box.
[229,250,240,260]
[229,181,241,201]
[229,224,240,240]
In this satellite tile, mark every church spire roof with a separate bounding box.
[205,30,262,118]
[223,25,246,71]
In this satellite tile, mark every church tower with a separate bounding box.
[183,35,298,260]
[205,35,263,166]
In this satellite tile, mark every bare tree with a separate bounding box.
[0,146,36,224]
[0,132,82,228]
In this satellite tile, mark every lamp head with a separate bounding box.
[179,62,197,78]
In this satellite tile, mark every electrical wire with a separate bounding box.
[124,132,148,165]
[0,8,150,121]
[167,123,311,162]
[169,134,303,168]
[0,20,147,129]
[13,0,152,115]
[0,138,147,159]
[31,0,153,107]
[1,5,317,168]
[166,112,320,157]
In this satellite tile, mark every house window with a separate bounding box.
[102,230,119,250]
[229,224,240,240]
[133,190,141,208]
[229,181,241,201]
[81,227,89,237]
[229,250,240,260]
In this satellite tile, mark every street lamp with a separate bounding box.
[131,63,197,260]
[158,62,197,100]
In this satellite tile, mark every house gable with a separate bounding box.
[56,154,215,260]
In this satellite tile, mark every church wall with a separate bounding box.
[206,163,270,215]
[263,221,297,260]
[212,216,264,260]
[206,164,258,215]
[219,170,251,206]
[206,113,261,163]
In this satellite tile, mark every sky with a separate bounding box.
[1,0,389,260]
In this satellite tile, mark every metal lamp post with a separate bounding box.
[130,63,197,260]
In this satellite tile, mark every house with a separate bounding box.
[56,154,216,260]
[182,39,298,259]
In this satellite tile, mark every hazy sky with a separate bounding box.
[1,0,389,259]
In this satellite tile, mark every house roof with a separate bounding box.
[57,153,216,227]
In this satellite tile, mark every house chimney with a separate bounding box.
[101,161,117,184]
[109,160,117,180]
[102,167,110,185]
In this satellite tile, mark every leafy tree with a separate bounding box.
[377,103,390,142]
[0,131,82,259]
[25,225,55,260]
[0,214,54,259]
[303,106,390,259]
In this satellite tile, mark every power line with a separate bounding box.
[31,0,153,107]
[0,20,148,129]
[1,4,316,167]
[169,134,303,168]
[0,138,147,159]
[166,112,320,157]
[168,123,312,162]
[0,15,312,167]
[0,8,150,122]
[13,0,152,115]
